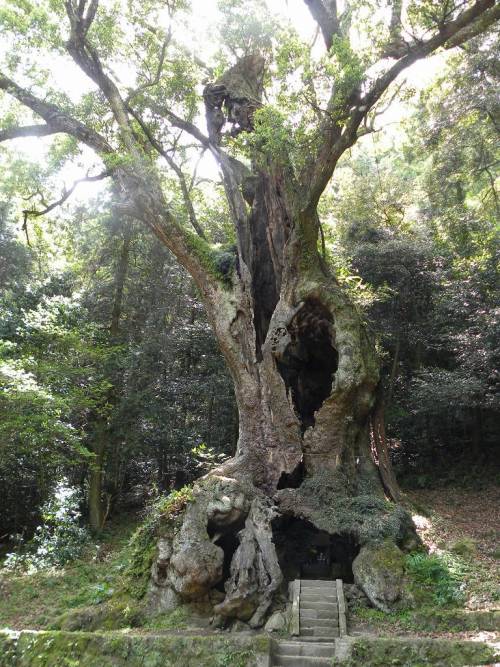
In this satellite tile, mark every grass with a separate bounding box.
[0,513,141,630]
[405,552,466,607]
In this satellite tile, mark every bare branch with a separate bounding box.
[22,169,111,221]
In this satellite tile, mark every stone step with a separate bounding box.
[300,627,339,638]
[300,580,337,588]
[300,590,337,601]
[273,656,333,667]
[274,642,335,658]
[300,602,338,612]
[299,635,341,642]
[300,618,338,629]
[301,597,337,604]
[300,609,338,621]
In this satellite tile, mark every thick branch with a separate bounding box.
[0,124,59,143]
[64,0,134,147]
[0,73,112,154]
[303,0,340,49]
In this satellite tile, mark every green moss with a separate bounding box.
[0,630,270,667]
[409,608,500,633]
[123,486,194,600]
[291,470,414,545]
[351,606,500,634]
[54,598,146,632]
[338,637,497,667]
[143,606,189,631]
[184,233,235,287]
[372,539,406,570]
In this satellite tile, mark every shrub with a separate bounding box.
[3,480,91,572]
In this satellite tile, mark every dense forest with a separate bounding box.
[0,1,498,665]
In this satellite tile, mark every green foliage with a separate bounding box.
[248,106,291,161]
[0,515,140,630]
[324,36,365,116]
[216,0,276,59]
[405,552,466,607]
[3,481,92,572]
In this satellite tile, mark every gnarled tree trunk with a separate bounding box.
[148,128,417,623]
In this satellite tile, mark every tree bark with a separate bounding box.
[149,168,417,622]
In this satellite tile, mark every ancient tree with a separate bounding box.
[1,0,498,624]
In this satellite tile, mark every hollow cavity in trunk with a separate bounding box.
[277,298,338,431]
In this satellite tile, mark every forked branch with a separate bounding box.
[303,0,499,212]
[22,169,111,221]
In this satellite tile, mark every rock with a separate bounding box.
[352,540,406,612]
[148,583,179,613]
[264,611,286,632]
[344,583,371,608]
[231,620,251,633]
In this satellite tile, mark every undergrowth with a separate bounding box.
[405,552,466,607]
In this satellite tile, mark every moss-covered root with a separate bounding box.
[337,637,499,667]
[0,630,271,667]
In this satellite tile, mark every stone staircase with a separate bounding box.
[271,579,347,666]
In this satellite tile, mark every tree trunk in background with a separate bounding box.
[87,223,132,533]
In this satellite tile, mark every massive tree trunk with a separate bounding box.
[148,146,418,623]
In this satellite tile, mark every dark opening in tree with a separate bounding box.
[272,516,359,583]
[277,298,338,431]
[207,518,244,593]
[277,459,306,490]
